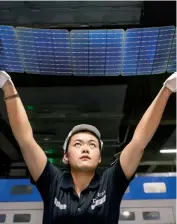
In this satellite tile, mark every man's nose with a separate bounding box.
[81,146,89,154]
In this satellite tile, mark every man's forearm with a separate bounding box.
[132,86,172,148]
[2,80,33,145]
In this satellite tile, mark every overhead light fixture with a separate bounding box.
[44,138,49,141]
[160,149,177,154]
[122,211,130,217]
[80,24,89,27]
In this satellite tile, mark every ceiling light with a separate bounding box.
[44,138,49,141]
[160,149,177,154]
[122,211,130,217]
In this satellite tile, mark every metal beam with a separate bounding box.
[28,112,176,125]
[146,165,157,173]
[140,161,176,166]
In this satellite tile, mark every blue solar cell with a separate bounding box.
[137,28,159,75]
[71,30,89,76]
[33,29,56,75]
[16,28,71,75]
[122,26,175,76]
[167,29,176,73]
[89,30,106,76]
[16,28,40,74]
[122,28,142,76]
[51,30,72,75]
[152,26,175,74]
[105,30,124,76]
[0,26,23,73]
[6,26,175,76]
[71,29,123,76]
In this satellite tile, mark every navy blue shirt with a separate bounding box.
[33,157,134,224]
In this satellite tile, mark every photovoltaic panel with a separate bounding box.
[138,28,159,75]
[89,30,107,76]
[16,28,41,74]
[51,30,72,75]
[2,26,174,76]
[105,30,124,76]
[33,28,56,75]
[122,26,175,76]
[71,30,89,76]
[0,26,23,73]
[16,28,71,75]
[71,29,124,76]
[167,29,176,73]
[152,26,175,74]
[122,28,142,76]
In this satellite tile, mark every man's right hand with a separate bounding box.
[0,71,12,88]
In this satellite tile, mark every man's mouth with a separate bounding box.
[80,156,90,160]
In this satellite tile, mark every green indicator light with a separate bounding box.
[27,105,34,110]
[45,149,55,154]
[49,158,55,164]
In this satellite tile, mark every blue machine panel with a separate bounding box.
[16,28,71,75]
[122,26,175,76]
[0,175,176,202]
[0,26,23,73]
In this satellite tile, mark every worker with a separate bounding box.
[0,71,176,224]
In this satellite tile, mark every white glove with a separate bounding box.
[0,71,12,88]
[163,72,177,93]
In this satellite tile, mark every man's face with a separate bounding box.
[63,132,101,172]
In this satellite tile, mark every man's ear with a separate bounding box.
[63,152,69,163]
[99,155,101,164]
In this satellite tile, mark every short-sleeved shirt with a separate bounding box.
[32,158,134,224]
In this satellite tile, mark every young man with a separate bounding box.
[0,71,176,224]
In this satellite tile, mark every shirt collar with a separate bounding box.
[60,170,101,190]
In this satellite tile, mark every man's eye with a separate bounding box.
[74,143,81,147]
[90,143,96,147]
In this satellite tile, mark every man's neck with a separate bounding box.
[71,170,95,197]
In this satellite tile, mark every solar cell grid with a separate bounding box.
[167,28,176,73]
[0,26,175,76]
[16,28,71,75]
[71,29,124,76]
[0,26,23,73]
[122,26,176,76]
[105,30,124,76]
[71,30,89,76]
[152,26,175,74]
